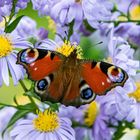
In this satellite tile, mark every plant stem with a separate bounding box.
[98,19,140,24]
[19,80,28,92]
[4,0,18,30]
[0,103,16,108]
[19,80,38,108]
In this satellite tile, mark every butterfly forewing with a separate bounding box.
[17,48,63,81]
[81,61,128,95]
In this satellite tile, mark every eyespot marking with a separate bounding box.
[107,66,125,83]
[79,80,96,103]
[20,49,39,64]
[37,79,48,91]
[81,88,93,100]
[35,74,54,95]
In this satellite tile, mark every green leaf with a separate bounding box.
[83,20,96,33]
[0,106,4,110]
[50,103,59,111]
[25,91,41,100]
[13,95,19,105]
[44,101,59,111]
[2,109,30,137]
[4,15,24,33]
[2,102,38,137]
[112,121,134,140]
[67,20,74,41]
[17,103,37,111]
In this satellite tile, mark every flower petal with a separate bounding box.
[0,57,9,86]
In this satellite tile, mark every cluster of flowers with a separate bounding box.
[0,0,140,140]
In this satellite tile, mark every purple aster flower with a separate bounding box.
[59,101,115,140]
[14,16,37,39]
[0,2,11,22]
[114,0,139,15]
[82,0,113,29]
[0,30,33,86]
[14,16,49,41]
[79,23,93,36]
[127,81,140,129]
[15,0,30,12]
[128,24,140,46]
[0,0,29,22]
[37,27,48,40]
[113,23,140,47]
[96,79,136,123]
[33,0,112,30]
[36,36,82,57]
[105,27,139,115]
[98,28,140,131]
[114,23,135,38]
[36,38,59,51]
[55,24,80,44]
[31,0,57,16]
[50,0,83,28]
[10,109,75,140]
[0,107,16,140]
[108,28,139,76]
[91,102,115,140]
[59,105,85,123]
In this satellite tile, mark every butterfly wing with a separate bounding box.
[46,69,96,107]
[17,48,67,102]
[81,61,128,95]
[17,48,63,81]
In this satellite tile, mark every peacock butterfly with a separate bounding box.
[17,43,128,107]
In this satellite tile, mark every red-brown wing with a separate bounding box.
[17,48,62,81]
[81,61,128,95]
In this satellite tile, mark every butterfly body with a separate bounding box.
[17,47,128,107]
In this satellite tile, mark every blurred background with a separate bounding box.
[0,2,140,140]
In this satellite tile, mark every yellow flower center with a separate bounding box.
[129,83,140,102]
[33,109,59,132]
[56,41,83,59]
[0,35,13,58]
[84,102,99,127]
[130,5,140,20]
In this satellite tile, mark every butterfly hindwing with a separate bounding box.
[81,61,128,95]
[47,70,96,106]
[34,61,96,107]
